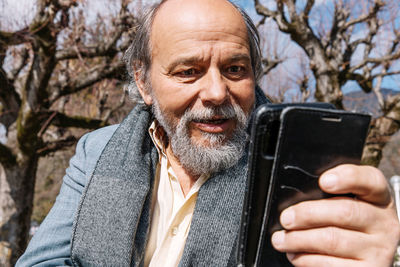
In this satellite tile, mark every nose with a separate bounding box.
[199,68,228,106]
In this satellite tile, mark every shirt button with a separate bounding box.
[171,226,179,236]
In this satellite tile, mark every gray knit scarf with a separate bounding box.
[71,87,268,266]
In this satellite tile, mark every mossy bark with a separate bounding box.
[0,155,38,266]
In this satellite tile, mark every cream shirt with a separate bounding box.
[144,122,209,267]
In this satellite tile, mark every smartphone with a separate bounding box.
[237,103,335,267]
[237,104,371,267]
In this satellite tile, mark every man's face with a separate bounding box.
[138,0,256,174]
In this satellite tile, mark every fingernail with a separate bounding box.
[287,253,295,261]
[281,209,295,227]
[320,173,338,189]
[271,231,285,248]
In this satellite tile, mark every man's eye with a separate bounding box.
[225,66,247,78]
[172,68,201,82]
[179,69,198,76]
[227,66,244,73]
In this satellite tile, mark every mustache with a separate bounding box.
[181,104,238,123]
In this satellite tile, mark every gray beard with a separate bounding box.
[152,100,249,177]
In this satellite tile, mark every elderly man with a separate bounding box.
[17,0,400,266]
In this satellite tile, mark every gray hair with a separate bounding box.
[123,0,262,104]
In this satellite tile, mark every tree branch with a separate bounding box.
[372,63,389,110]
[37,111,57,137]
[371,70,400,79]
[343,72,373,93]
[0,63,21,128]
[37,135,77,156]
[285,0,297,21]
[254,0,290,32]
[55,2,136,61]
[0,143,17,168]
[0,68,20,107]
[385,94,400,112]
[343,0,384,29]
[348,33,376,53]
[28,0,76,36]
[9,46,30,80]
[51,61,125,102]
[254,0,277,17]
[304,0,315,17]
[262,58,283,75]
[349,51,400,73]
[19,0,77,110]
[101,90,127,122]
[55,45,119,61]
[0,29,31,47]
[49,112,108,129]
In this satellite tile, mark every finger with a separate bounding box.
[286,253,366,267]
[319,164,391,205]
[280,197,383,232]
[271,227,371,259]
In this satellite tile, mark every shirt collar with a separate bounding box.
[148,120,168,159]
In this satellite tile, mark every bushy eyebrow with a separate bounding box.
[224,54,251,65]
[166,56,201,71]
[166,53,251,71]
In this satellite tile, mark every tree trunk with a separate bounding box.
[362,114,400,167]
[314,71,344,109]
[0,156,37,266]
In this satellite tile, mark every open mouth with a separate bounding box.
[193,118,229,124]
[191,117,234,133]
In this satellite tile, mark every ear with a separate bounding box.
[133,65,153,105]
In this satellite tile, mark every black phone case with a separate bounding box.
[237,104,371,267]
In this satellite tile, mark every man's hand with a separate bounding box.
[271,164,400,267]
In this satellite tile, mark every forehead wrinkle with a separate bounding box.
[154,28,249,46]
[154,36,250,63]
[151,32,250,61]
[173,29,249,47]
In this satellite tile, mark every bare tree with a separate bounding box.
[0,0,137,265]
[254,0,400,166]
